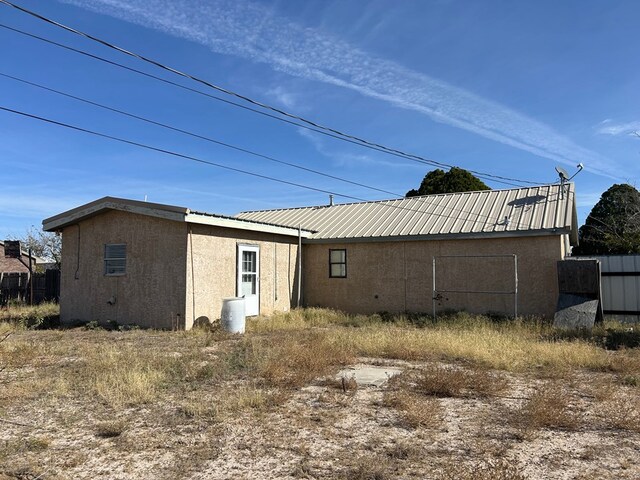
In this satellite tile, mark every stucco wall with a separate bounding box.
[60,210,188,328]
[185,224,300,329]
[303,235,564,318]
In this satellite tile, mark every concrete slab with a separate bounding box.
[336,364,403,387]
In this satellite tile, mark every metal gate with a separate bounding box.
[432,254,518,319]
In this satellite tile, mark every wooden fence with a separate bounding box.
[0,270,60,306]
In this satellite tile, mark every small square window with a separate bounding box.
[104,244,126,276]
[329,249,347,278]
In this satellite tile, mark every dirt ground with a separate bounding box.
[1,324,639,480]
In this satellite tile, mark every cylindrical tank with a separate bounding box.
[221,297,246,334]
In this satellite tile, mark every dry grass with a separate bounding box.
[250,310,640,374]
[0,302,59,329]
[413,364,509,398]
[243,330,355,388]
[515,382,581,431]
[95,420,127,438]
[435,458,526,480]
[383,389,443,429]
[596,392,640,432]
[1,307,639,478]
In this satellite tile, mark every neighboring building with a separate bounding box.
[1,241,44,305]
[0,241,41,274]
[43,184,578,328]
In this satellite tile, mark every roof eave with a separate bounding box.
[185,213,313,238]
[303,228,573,244]
[43,197,188,231]
[42,197,313,238]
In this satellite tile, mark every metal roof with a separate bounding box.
[237,184,578,244]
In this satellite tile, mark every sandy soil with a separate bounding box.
[1,355,638,480]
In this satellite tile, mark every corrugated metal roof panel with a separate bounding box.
[237,184,577,241]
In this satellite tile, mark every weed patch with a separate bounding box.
[514,383,581,431]
[414,365,509,398]
[383,390,442,429]
[0,302,59,329]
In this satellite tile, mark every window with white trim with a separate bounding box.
[104,244,126,276]
[329,249,347,278]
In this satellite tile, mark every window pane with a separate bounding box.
[105,244,126,260]
[104,244,126,275]
[242,275,256,295]
[242,251,256,273]
[105,259,126,275]
[330,250,345,263]
[331,264,346,277]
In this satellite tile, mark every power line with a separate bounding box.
[0,23,524,190]
[0,1,545,187]
[0,104,523,226]
[2,23,503,187]
[0,105,366,200]
[0,71,402,198]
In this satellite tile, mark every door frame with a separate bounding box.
[236,243,260,316]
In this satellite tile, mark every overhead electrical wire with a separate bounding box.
[0,104,532,226]
[0,23,524,189]
[0,0,545,187]
[0,71,403,198]
[1,24,519,187]
[0,105,366,201]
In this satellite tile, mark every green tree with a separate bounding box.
[406,167,490,197]
[573,184,640,255]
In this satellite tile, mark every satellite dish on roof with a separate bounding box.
[555,166,570,181]
[555,163,584,199]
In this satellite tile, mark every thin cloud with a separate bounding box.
[62,0,619,178]
[297,128,422,169]
[575,191,603,209]
[597,120,640,136]
[264,86,299,110]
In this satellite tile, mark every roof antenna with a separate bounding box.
[555,163,583,199]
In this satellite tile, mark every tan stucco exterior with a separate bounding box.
[184,224,300,330]
[303,234,566,318]
[57,204,567,327]
[60,210,188,329]
[59,210,300,329]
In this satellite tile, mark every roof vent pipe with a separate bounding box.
[329,195,334,206]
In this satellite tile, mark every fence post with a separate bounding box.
[28,248,33,305]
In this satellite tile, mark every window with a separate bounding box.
[104,244,126,276]
[329,249,347,278]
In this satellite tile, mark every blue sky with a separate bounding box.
[1,0,639,238]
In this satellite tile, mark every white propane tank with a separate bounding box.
[221,297,246,334]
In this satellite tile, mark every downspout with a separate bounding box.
[189,226,195,329]
[273,235,277,306]
[74,224,81,280]
[297,225,302,308]
[403,242,407,312]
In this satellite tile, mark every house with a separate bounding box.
[43,197,308,329]
[238,183,578,318]
[43,184,578,328]
[0,240,41,274]
[1,241,43,304]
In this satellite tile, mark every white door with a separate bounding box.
[237,245,260,316]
